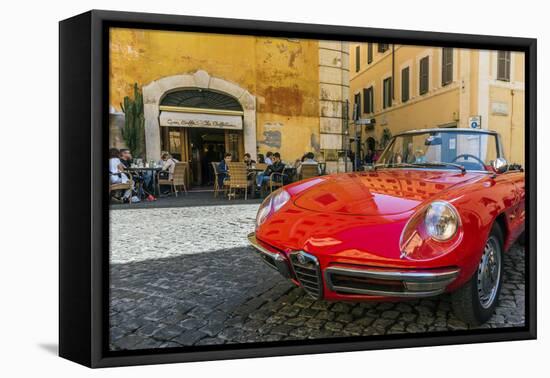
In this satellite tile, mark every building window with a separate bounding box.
[383,77,392,109]
[354,92,361,120]
[378,43,389,53]
[497,51,511,81]
[442,48,453,86]
[367,43,373,64]
[355,45,360,72]
[419,56,429,95]
[363,86,374,113]
[401,67,410,102]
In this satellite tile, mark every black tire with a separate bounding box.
[451,223,504,325]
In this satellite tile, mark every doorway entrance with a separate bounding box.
[161,127,244,188]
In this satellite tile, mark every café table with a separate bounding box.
[126,166,162,196]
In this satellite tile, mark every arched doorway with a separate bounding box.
[366,137,376,152]
[142,70,257,188]
[159,89,244,186]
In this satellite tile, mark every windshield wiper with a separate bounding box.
[374,162,418,170]
[412,161,466,173]
[374,161,466,173]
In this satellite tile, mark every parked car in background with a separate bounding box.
[249,128,525,325]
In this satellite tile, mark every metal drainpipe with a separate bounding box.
[392,44,395,101]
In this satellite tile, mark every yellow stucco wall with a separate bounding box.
[350,44,525,166]
[109,28,321,162]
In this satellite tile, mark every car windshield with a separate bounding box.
[377,130,499,171]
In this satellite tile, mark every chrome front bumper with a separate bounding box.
[325,265,460,298]
[248,232,460,299]
[247,233,292,278]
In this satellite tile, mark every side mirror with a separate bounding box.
[492,157,509,174]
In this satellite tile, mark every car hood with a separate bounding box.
[293,169,486,216]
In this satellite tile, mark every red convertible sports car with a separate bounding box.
[248,128,525,325]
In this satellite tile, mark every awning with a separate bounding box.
[159,111,243,130]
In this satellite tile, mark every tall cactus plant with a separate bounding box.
[120,83,145,158]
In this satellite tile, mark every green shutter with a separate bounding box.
[402,67,409,102]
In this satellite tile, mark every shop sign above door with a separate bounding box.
[160,111,243,130]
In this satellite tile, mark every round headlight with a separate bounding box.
[256,196,272,228]
[272,189,290,212]
[424,201,459,241]
[255,189,291,228]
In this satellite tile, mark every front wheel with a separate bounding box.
[451,223,503,325]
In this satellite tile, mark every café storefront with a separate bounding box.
[141,71,257,188]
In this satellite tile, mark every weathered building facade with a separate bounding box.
[109,28,349,182]
[349,43,525,165]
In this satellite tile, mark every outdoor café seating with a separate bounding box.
[109,172,134,204]
[226,162,253,200]
[299,163,320,180]
[156,162,188,197]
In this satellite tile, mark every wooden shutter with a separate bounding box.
[420,56,429,95]
[401,67,410,102]
[354,92,361,119]
[363,87,373,113]
[442,48,453,86]
[383,78,392,108]
[355,45,360,72]
[367,43,373,64]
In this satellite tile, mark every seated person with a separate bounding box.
[109,148,136,202]
[243,152,256,168]
[160,152,179,180]
[218,153,232,184]
[264,151,274,165]
[257,153,265,164]
[256,152,285,187]
[109,148,128,184]
[297,152,321,176]
[413,148,426,163]
[120,149,154,198]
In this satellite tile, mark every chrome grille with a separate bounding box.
[290,251,322,299]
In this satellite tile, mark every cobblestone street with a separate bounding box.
[110,204,525,351]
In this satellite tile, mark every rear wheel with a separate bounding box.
[451,223,503,325]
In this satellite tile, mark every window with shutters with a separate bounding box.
[354,92,361,119]
[378,43,389,53]
[419,56,429,95]
[355,45,360,72]
[497,51,511,81]
[367,43,373,64]
[363,87,374,113]
[383,77,392,109]
[442,48,453,86]
[401,67,410,102]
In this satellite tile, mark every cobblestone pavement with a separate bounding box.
[110,205,525,351]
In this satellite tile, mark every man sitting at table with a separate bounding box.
[109,148,139,203]
[218,152,232,184]
[243,152,256,168]
[256,152,285,188]
[297,152,321,176]
[120,148,154,199]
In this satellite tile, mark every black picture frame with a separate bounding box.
[59,9,537,368]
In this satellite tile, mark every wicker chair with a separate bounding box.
[109,172,133,204]
[226,162,252,200]
[268,168,287,193]
[211,162,228,198]
[157,162,188,196]
[299,163,320,180]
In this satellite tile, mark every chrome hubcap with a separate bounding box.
[477,236,501,309]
